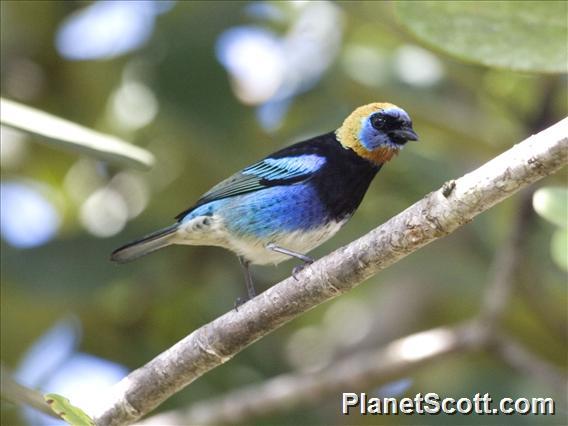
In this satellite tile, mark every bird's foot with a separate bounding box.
[292,259,314,281]
[234,296,249,311]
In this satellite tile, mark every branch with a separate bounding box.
[140,325,567,426]
[136,323,485,425]
[138,326,568,426]
[487,332,567,396]
[94,118,568,426]
[477,188,567,395]
[479,188,534,324]
[138,178,564,426]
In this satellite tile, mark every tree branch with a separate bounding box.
[93,118,567,426]
[136,323,486,425]
[138,167,566,426]
[487,332,567,396]
[476,187,567,395]
[479,188,534,324]
[136,323,567,426]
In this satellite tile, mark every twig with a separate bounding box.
[487,332,567,396]
[519,275,568,341]
[477,185,567,396]
[479,188,534,324]
[0,364,59,419]
[93,118,568,426]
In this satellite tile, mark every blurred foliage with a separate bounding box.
[551,228,568,272]
[533,187,568,229]
[1,1,566,425]
[533,187,568,271]
[396,1,568,73]
[1,98,154,169]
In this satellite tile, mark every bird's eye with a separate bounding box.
[370,112,386,130]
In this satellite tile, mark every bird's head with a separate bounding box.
[336,102,418,165]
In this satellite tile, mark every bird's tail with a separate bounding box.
[110,224,178,263]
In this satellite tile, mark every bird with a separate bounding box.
[111,102,418,303]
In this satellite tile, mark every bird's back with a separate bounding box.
[171,133,381,265]
[177,132,381,224]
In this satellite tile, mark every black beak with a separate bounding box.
[391,127,419,142]
[389,127,419,145]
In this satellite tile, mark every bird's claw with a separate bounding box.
[292,260,314,281]
[233,296,249,311]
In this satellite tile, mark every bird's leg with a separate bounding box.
[235,256,256,310]
[267,243,314,263]
[266,243,314,281]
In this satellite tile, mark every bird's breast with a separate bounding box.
[217,183,348,264]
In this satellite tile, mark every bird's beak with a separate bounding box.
[391,127,419,142]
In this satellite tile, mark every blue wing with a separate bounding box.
[175,154,326,220]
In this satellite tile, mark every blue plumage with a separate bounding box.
[242,154,326,181]
[221,184,329,237]
[181,155,328,236]
[111,103,418,302]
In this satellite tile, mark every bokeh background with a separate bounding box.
[1,1,566,425]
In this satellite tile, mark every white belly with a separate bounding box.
[226,219,347,265]
[174,214,347,265]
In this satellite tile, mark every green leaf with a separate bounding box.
[551,228,568,272]
[533,187,568,228]
[395,1,568,74]
[44,393,95,426]
[0,98,155,170]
